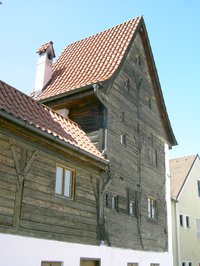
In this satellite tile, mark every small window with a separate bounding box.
[150,264,159,266]
[129,200,137,217]
[80,259,100,266]
[55,165,75,199]
[124,78,130,90]
[41,262,62,266]
[145,96,151,109]
[186,216,190,228]
[197,180,200,197]
[127,263,138,266]
[121,112,125,122]
[105,193,109,207]
[121,134,126,145]
[148,197,157,219]
[135,54,142,66]
[188,262,192,266]
[182,263,186,266]
[196,218,200,238]
[180,214,184,227]
[112,195,118,211]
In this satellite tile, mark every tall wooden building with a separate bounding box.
[0,16,177,266]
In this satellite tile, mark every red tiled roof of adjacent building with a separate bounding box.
[0,80,106,162]
[37,41,55,56]
[170,154,197,200]
[36,16,142,100]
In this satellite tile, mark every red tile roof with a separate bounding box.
[36,16,142,100]
[170,155,197,200]
[0,80,106,162]
[37,41,55,56]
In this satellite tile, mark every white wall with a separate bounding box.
[1,233,172,266]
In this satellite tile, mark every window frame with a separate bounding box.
[196,218,200,238]
[55,164,75,199]
[41,261,62,266]
[111,195,118,211]
[148,197,157,220]
[197,180,200,197]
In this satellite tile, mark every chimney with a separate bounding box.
[34,41,55,97]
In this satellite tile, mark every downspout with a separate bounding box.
[93,83,108,157]
[175,201,181,266]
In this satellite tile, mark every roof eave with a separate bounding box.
[0,109,109,167]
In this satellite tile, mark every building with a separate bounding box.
[170,154,200,266]
[0,16,177,266]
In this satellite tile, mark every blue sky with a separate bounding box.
[1,0,200,159]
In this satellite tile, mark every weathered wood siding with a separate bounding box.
[0,130,100,245]
[102,32,168,251]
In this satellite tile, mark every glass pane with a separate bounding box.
[55,166,63,195]
[64,169,72,198]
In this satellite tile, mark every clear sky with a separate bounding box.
[1,0,200,159]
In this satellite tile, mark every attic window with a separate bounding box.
[135,54,142,66]
[124,78,130,90]
[145,96,151,109]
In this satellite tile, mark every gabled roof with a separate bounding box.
[0,80,106,163]
[37,41,55,57]
[35,16,177,146]
[36,16,142,100]
[170,154,198,200]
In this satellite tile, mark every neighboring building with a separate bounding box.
[170,154,200,266]
[0,16,177,266]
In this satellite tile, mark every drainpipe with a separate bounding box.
[176,202,181,266]
[93,83,108,157]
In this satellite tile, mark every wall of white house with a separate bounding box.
[0,233,172,266]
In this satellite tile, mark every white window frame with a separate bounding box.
[55,164,75,199]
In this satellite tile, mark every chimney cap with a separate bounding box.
[36,41,55,58]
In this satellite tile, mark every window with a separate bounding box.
[186,216,190,228]
[148,197,157,219]
[105,193,109,207]
[112,195,118,211]
[196,218,200,238]
[180,214,184,227]
[127,263,138,266]
[188,262,192,266]
[182,263,186,266]
[121,112,125,122]
[129,199,137,217]
[41,262,62,266]
[120,134,126,145]
[135,54,142,66]
[150,264,159,266]
[145,96,151,109]
[198,180,200,197]
[124,78,130,90]
[55,165,75,199]
[80,259,100,266]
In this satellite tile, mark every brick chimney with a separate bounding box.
[34,41,55,97]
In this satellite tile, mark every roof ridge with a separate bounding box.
[170,154,197,161]
[66,16,142,49]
